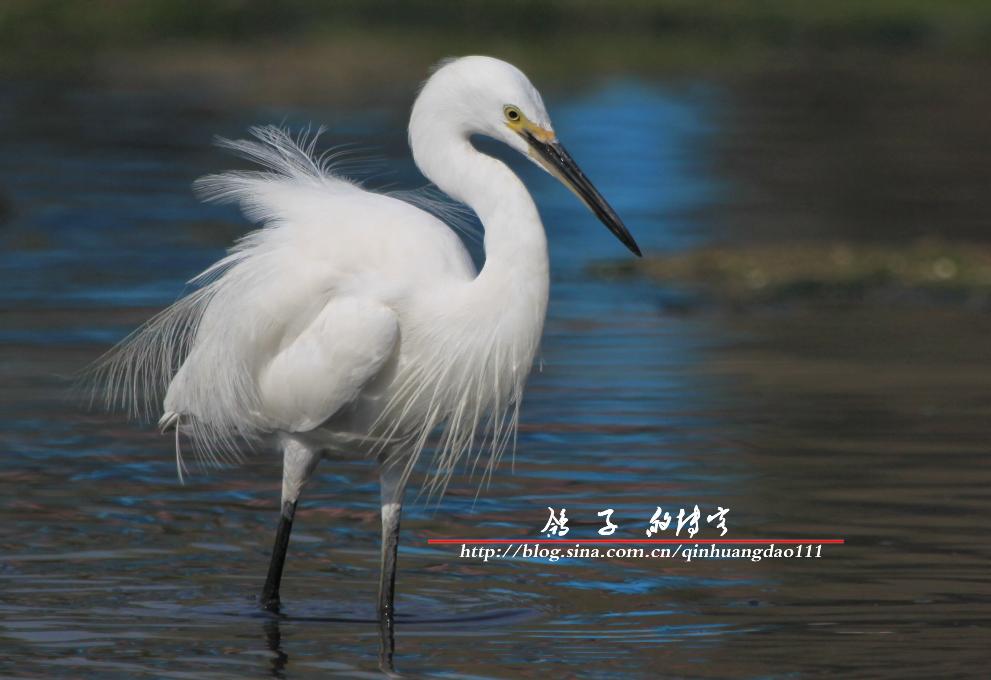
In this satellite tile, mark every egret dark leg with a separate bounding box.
[377,463,407,621]
[377,461,408,675]
[260,435,320,612]
[261,500,297,611]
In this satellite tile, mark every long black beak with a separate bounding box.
[525,133,642,257]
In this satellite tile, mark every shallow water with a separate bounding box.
[1,62,990,678]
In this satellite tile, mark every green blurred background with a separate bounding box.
[5,0,991,82]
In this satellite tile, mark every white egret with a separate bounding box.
[91,56,640,625]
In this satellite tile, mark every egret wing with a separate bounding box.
[257,297,399,433]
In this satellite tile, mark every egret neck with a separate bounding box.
[409,128,550,303]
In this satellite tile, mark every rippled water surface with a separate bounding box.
[1,63,989,678]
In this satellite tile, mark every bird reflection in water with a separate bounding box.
[260,610,400,677]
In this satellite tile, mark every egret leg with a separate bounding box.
[260,436,320,612]
[377,460,408,675]
[261,499,297,612]
[377,461,408,621]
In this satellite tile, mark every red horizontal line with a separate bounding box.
[427,538,845,545]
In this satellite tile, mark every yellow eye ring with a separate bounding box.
[504,106,522,122]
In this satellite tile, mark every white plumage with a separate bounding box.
[88,56,639,622]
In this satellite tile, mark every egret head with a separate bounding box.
[412,56,641,256]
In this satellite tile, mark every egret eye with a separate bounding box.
[504,106,522,122]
